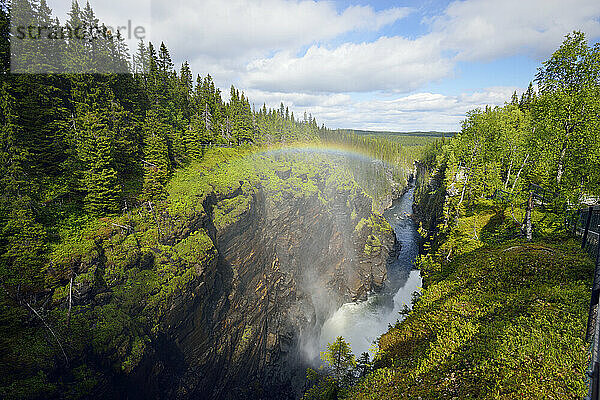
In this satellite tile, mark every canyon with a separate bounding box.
[39,149,405,399]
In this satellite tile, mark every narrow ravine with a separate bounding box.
[319,183,423,356]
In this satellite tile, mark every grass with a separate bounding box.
[346,200,594,400]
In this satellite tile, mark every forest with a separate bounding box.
[0,0,409,302]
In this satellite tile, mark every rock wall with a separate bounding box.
[33,152,398,400]
[153,163,397,399]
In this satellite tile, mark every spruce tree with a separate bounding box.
[78,111,122,215]
[142,107,171,198]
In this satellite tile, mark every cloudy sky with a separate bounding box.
[51,0,600,132]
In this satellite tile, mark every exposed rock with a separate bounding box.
[275,168,292,180]
[43,155,398,400]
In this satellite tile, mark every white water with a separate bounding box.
[319,184,423,356]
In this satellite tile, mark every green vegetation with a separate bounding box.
[350,130,454,148]
[316,129,424,208]
[304,336,358,400]
[213,195,252,231]
[319,129,419,172]
[4,0,598,398]
[355,214,391,256]
[1,116,399,398]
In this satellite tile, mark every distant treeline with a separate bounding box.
[319,129,423,172]
[349,129,456,138]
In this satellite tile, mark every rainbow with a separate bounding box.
[252,141,403,171]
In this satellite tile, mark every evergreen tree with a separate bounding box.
[178,62,194,120]
[133,40,149,75]
[519,82,536,110]
[142,107,171,198]
[0,208,48,298]
[321,336,356,383]
[510,91,519,105]
[81,121,121,215]
[355,352,371,379]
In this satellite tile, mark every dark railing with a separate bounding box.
[527,183,557,205]
[572,205,600,400]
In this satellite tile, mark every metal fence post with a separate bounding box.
[588,289,600,399]
[593,362,600,400]
[597,223,600,272]
[586,220,600,342]
[575,209,582,234]
[583,207,594,249]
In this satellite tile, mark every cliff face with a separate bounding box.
[155,156,396,399]
[22,150,397,400]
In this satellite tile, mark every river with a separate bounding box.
[318,183,423,356]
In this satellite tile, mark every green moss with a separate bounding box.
[354,218,369,233]
[355,214,392,235]
[121,336,149,374]
[48,218,105,283]
[105,234,141,271]
[363,234,382,255]
[173,229,215,265]
[214,195,252,231]
[232,325,257,361]
[241,325,254,343]
[167,147,255,218]
[0,370,58,400]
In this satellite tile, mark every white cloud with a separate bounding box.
[243,36,453,93]
[237,0,600,94]
[150,0,410,60]
[290,87,523,131]
[430,0,600,61]
[242,89,352,109]
[49,0,600,131]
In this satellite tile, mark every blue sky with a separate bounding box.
[50,0,600,132]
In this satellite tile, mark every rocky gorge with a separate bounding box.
[6,148,404,399]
